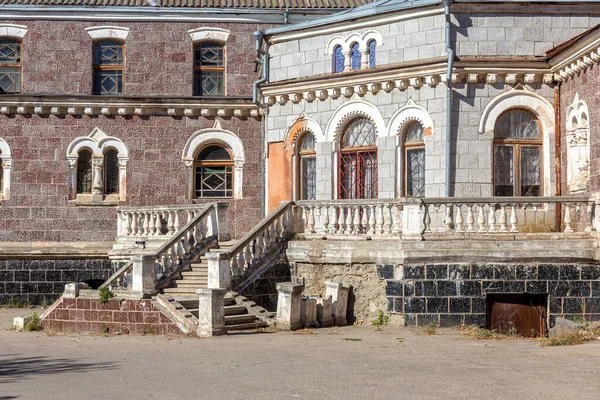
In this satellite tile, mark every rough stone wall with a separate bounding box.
[384,262,600,327]
[0,259,113,305]
[453,13,600,57]
[269,14,447,82]
[41,297,181,335]
[0,115,262,241]
[294,262,387,324]
[5,19,267,97]
[560,64,600,195]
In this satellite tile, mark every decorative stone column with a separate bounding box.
[360,45,369,69]
[1,158,11,199]
[276,282,304,330]
[325,281,351,326]
[91,154,104,202]
[131,254,157,297]
[206,251,231,289]
[118,157,127,201]
[233,158,244,199]
[196,288,227,337]
[67,157,78,200]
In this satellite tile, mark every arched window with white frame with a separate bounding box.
[339,117,378,199]
[403,121,425,197]
[297,132,316,201]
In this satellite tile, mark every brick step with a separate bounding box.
[225,321,269,331]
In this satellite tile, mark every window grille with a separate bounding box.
[339,118,377,199]
[0,39,21,94]
[368,40,376,68]
[194,43,225,96]
[194,145,233,198]
[93,40,124,96]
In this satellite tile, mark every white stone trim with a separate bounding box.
[362,30,383,47]
[387,99,434,138]
[325,97,386,143]
[478,86,555,196]
[284,113,326,145]
[566,93,591,193]
[188,27,230,43]
[66,127,129,201]
[0,137,12,200]
[0,24,28,39]
[182,120,245,199]
[85,26,130,40]
[326,36,347,55]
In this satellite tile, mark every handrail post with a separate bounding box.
[206,251,231,290]
[131,254,158,297]
[216,202,230,241]
[401,199,424,240]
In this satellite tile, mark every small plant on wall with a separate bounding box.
[99,287,115,303]
[372,310,389,331]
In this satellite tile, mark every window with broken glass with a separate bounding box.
[493,109,542,196]
[104,149,119,195]
[339,118,378,199]
[298,132,316,200]
[93,40,124,96]
[77,149,92,194]
[194,145,233,198]
[0,39,21,94]
[194,43,225,96]
[404,121,425,197]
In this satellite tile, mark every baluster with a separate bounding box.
[244,244,253,268]
[256,232,265,258]
[151,213,160,236]
[455,205,464,232]
[509,205,518,233]
[131,212,138,236]
[124,213,132,236]
[147,213,155,236]
[322,206,330,234]
[384,204,393,234]
[187,210,193,225]
[174,212,181,233]
[477,205,486,232]
[176,240,184,261]
[499,205,508,232]
[307,206,316,234]
[182,232,191,254]
[337,206,345,233]
[167,212,174,235]
[376,204,384,234]
[391,204,401,234]
[361,205,369,234]
[424,205,432,233]
[162,254,171,275]
[276,213,284,239]
[466,205,475,232]
[585,203,593,232]
[142,212,149,235]
[351,206,360,234]
[367,205,376,235]
[344,206,353,234]
[564,204,573,233]
[169,246,177,271]
[230,252,240,276]
[445,204,453,232]
[488,205,496,232]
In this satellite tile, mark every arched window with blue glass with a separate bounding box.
[333,45,344,74]
[368,39,377,69]
[351,42,361,70]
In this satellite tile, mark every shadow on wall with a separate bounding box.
[0,354,117,385]
[347,286,356,325]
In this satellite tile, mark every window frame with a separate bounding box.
[297,132,317,201]
[193,143,234,199]
[92,39,125,96]
[338,118,378,200]
[350,42,361,71]
[403,121,425,197]
[333,44,344,74]
[76,148,93,195]
[103,148,120,196]
[367,39,376,69]
[193,41,226,97]
[492,108,544,197]
[0,38,22,94]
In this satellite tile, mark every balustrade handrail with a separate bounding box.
[151,203,217,258]
[422,196,595,205]
[99,260,133,290]
[224,201,293,258]
[118,204,210,213]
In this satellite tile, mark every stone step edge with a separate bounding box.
[229,291,276,326]
[154,294,199,335]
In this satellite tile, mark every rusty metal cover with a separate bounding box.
[488,294,548,338]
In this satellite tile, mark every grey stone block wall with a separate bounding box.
[0,259,113,305]
[382,262,600,327]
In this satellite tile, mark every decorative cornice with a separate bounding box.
[548,33,600,83]
[0,95,260,119]
[262,59,553,106]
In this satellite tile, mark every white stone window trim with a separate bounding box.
[478,86,555,196]
[284,113,326,145]
[85,26,130,40]
[566,93,590,193]
[0,24,28,39]
[66,127,129,203]
[182,119,244,200]
[0,138,12,200]
[187,27,230,43]
[325,96,386,144]
[326,30,383,71]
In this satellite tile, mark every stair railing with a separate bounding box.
[99,260,134,291]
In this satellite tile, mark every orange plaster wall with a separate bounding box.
[268,142,292,212]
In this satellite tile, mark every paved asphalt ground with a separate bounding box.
[1,307,599,400]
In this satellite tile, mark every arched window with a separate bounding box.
[404,122,425,197]
[195,145,233,198]
[104,149,119,195]
[298,132,316,201]
[0,38,21,94]
[194,42,225,96]
[77,149,93,194]
[493,109,542,196]
[351,42,361,71]
[339,118,377,199]
[368,39,376,69]
[333,45,344,74]
[93,40,124,96]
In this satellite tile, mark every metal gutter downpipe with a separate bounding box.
[443,0,454,197]
[253,31,270,217]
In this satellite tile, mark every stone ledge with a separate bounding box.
[0,242,113,258]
